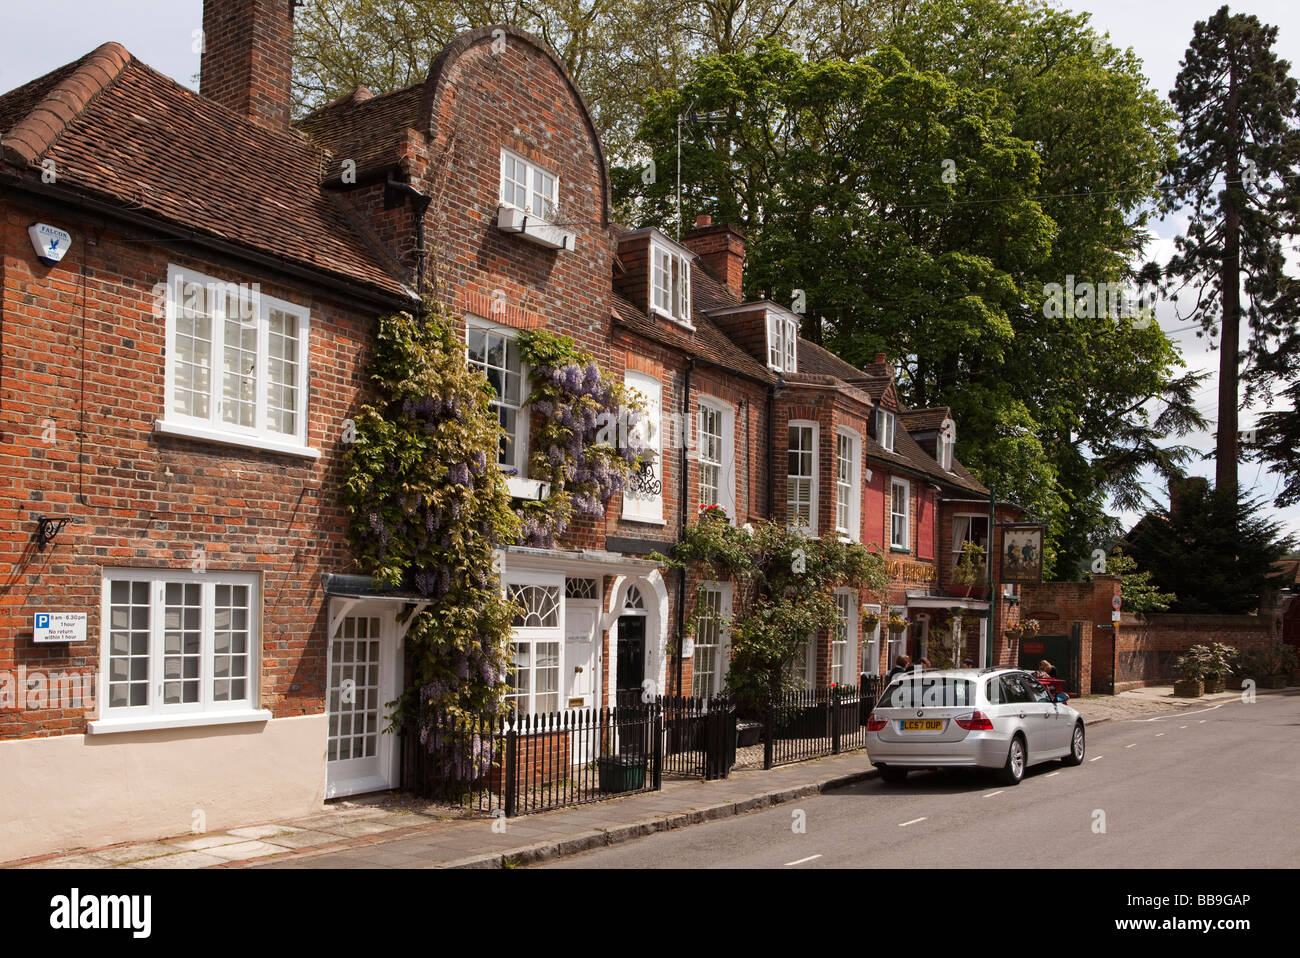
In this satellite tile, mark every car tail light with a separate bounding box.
[956,711,994,731]
[866,714,887,731]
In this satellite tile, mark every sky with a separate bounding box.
[2,0,1298,540]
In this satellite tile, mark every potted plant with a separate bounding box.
[1004,623,1024,642]
[1238,642,1297,689]
[951,541,984,598]
[1020,619,1040,639]
[860,604,881,633]
[886,613,909,635]
[698,502,728,523]
[1200,641,1237,694]
[1173,648,1207,697]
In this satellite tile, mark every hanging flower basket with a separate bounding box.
[1004,626,1024,642]
[887,614,909,635]
[1020,619,1040,639]
[861,609,881,632]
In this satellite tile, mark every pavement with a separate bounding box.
[1,683,1270,870]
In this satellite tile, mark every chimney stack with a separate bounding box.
[683,216,746,299]
[200,0,296,133]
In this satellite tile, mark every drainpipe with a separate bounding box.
[385,174,432,303]
[675,357,694,697]
[988,486,997,667]
[766,382,777,518]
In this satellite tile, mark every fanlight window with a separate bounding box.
[565,578,598,600]
[623,586,646,611]
[510,585,560,628]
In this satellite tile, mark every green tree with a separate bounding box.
[1122,482,1292,614]
[617,19,1199,577]
[1164,5,1300,502]
[1100,550,1174,615]
[291,0,907,164]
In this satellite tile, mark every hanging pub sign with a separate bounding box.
[1000,523,1045,584]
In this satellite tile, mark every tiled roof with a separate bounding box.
[298,83,426,181]
[612,265,775,384]
[797,339,870,383]
[0,44,414,302]
[900,407,951,432]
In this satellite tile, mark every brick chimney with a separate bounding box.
[683,214,745,299]
[200,0,296,133]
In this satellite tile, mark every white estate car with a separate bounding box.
[865,668,1086,785]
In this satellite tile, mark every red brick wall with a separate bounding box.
[1113,613,1275,690]
[0,200,377,740]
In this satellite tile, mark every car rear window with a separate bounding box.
[881,676,976,708]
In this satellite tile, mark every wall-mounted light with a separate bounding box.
[35,515,71,551]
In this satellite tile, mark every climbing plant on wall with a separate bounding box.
[515,329,647,547]
[342,304,521,737]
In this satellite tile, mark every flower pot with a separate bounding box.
[1203,676,1226,694]
[949,585,974,599]
[969,586,990,601]
[1173,678,1204,698]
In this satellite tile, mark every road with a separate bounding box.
[539,691,1300,868]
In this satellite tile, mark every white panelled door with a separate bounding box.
[565,607,598,709]
[326,605,401,798]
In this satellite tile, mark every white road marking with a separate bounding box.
[1180,725,1188,729]
[1199,719,1207,723]
[1155,733,1164,737]
[898,817,927,827]
[1089,756,1103,762]
[1125,743,1137,748]
[784,854,822,866]
[983,790,1004,798]
[1044,771,1060,778]
[1136,702,1228,723]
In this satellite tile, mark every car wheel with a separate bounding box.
[1062,722,1086,766]
[997,735,1026,786]
[879,766,909,784]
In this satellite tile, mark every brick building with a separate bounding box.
[0,2,1020,859]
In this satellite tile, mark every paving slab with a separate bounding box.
[131,850,229,869]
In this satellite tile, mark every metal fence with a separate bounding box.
[405,676,887,815]
[405,702,663,816]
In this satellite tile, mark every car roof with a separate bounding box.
[885,667,1022,681]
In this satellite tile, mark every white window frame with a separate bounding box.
[90,568,266,734]
[499,148,559,222]
[157,265,315,459]
[835,428,861,541]
[649,237,693,327]
[876,408,896,453]
[622,371,664,523]
[861,603,882,676]
[691,582,732,699]
[766,309,800,373]
[696,396,735,521]
[466,315,529,476]
[832,590,857,687]
[787,420,818,532]
[952,513,991,574]
[938,419,956,471]
[891,476,911,551]
[505,573,565,716]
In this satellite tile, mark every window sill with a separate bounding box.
[154,420,320,460]
[496,205,576,251]
[890,546,911,554]
[86,708,273,735]
[649,306,695,330]
[620,515,667,526]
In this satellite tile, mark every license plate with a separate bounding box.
[901,720,944,732]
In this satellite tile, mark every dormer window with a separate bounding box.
[766,309,799,373]
[500,149,557,221]
[650,238,692,326]
[877,408,896,452]
[938,417,956,471]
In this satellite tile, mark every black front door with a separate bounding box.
[616,615,646,700]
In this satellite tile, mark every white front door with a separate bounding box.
[565,607,598,709]
[326,606,401,798]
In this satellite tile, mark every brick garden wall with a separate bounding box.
[1114,613,1274,690]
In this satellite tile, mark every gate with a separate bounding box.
[1018,632,1080,695]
